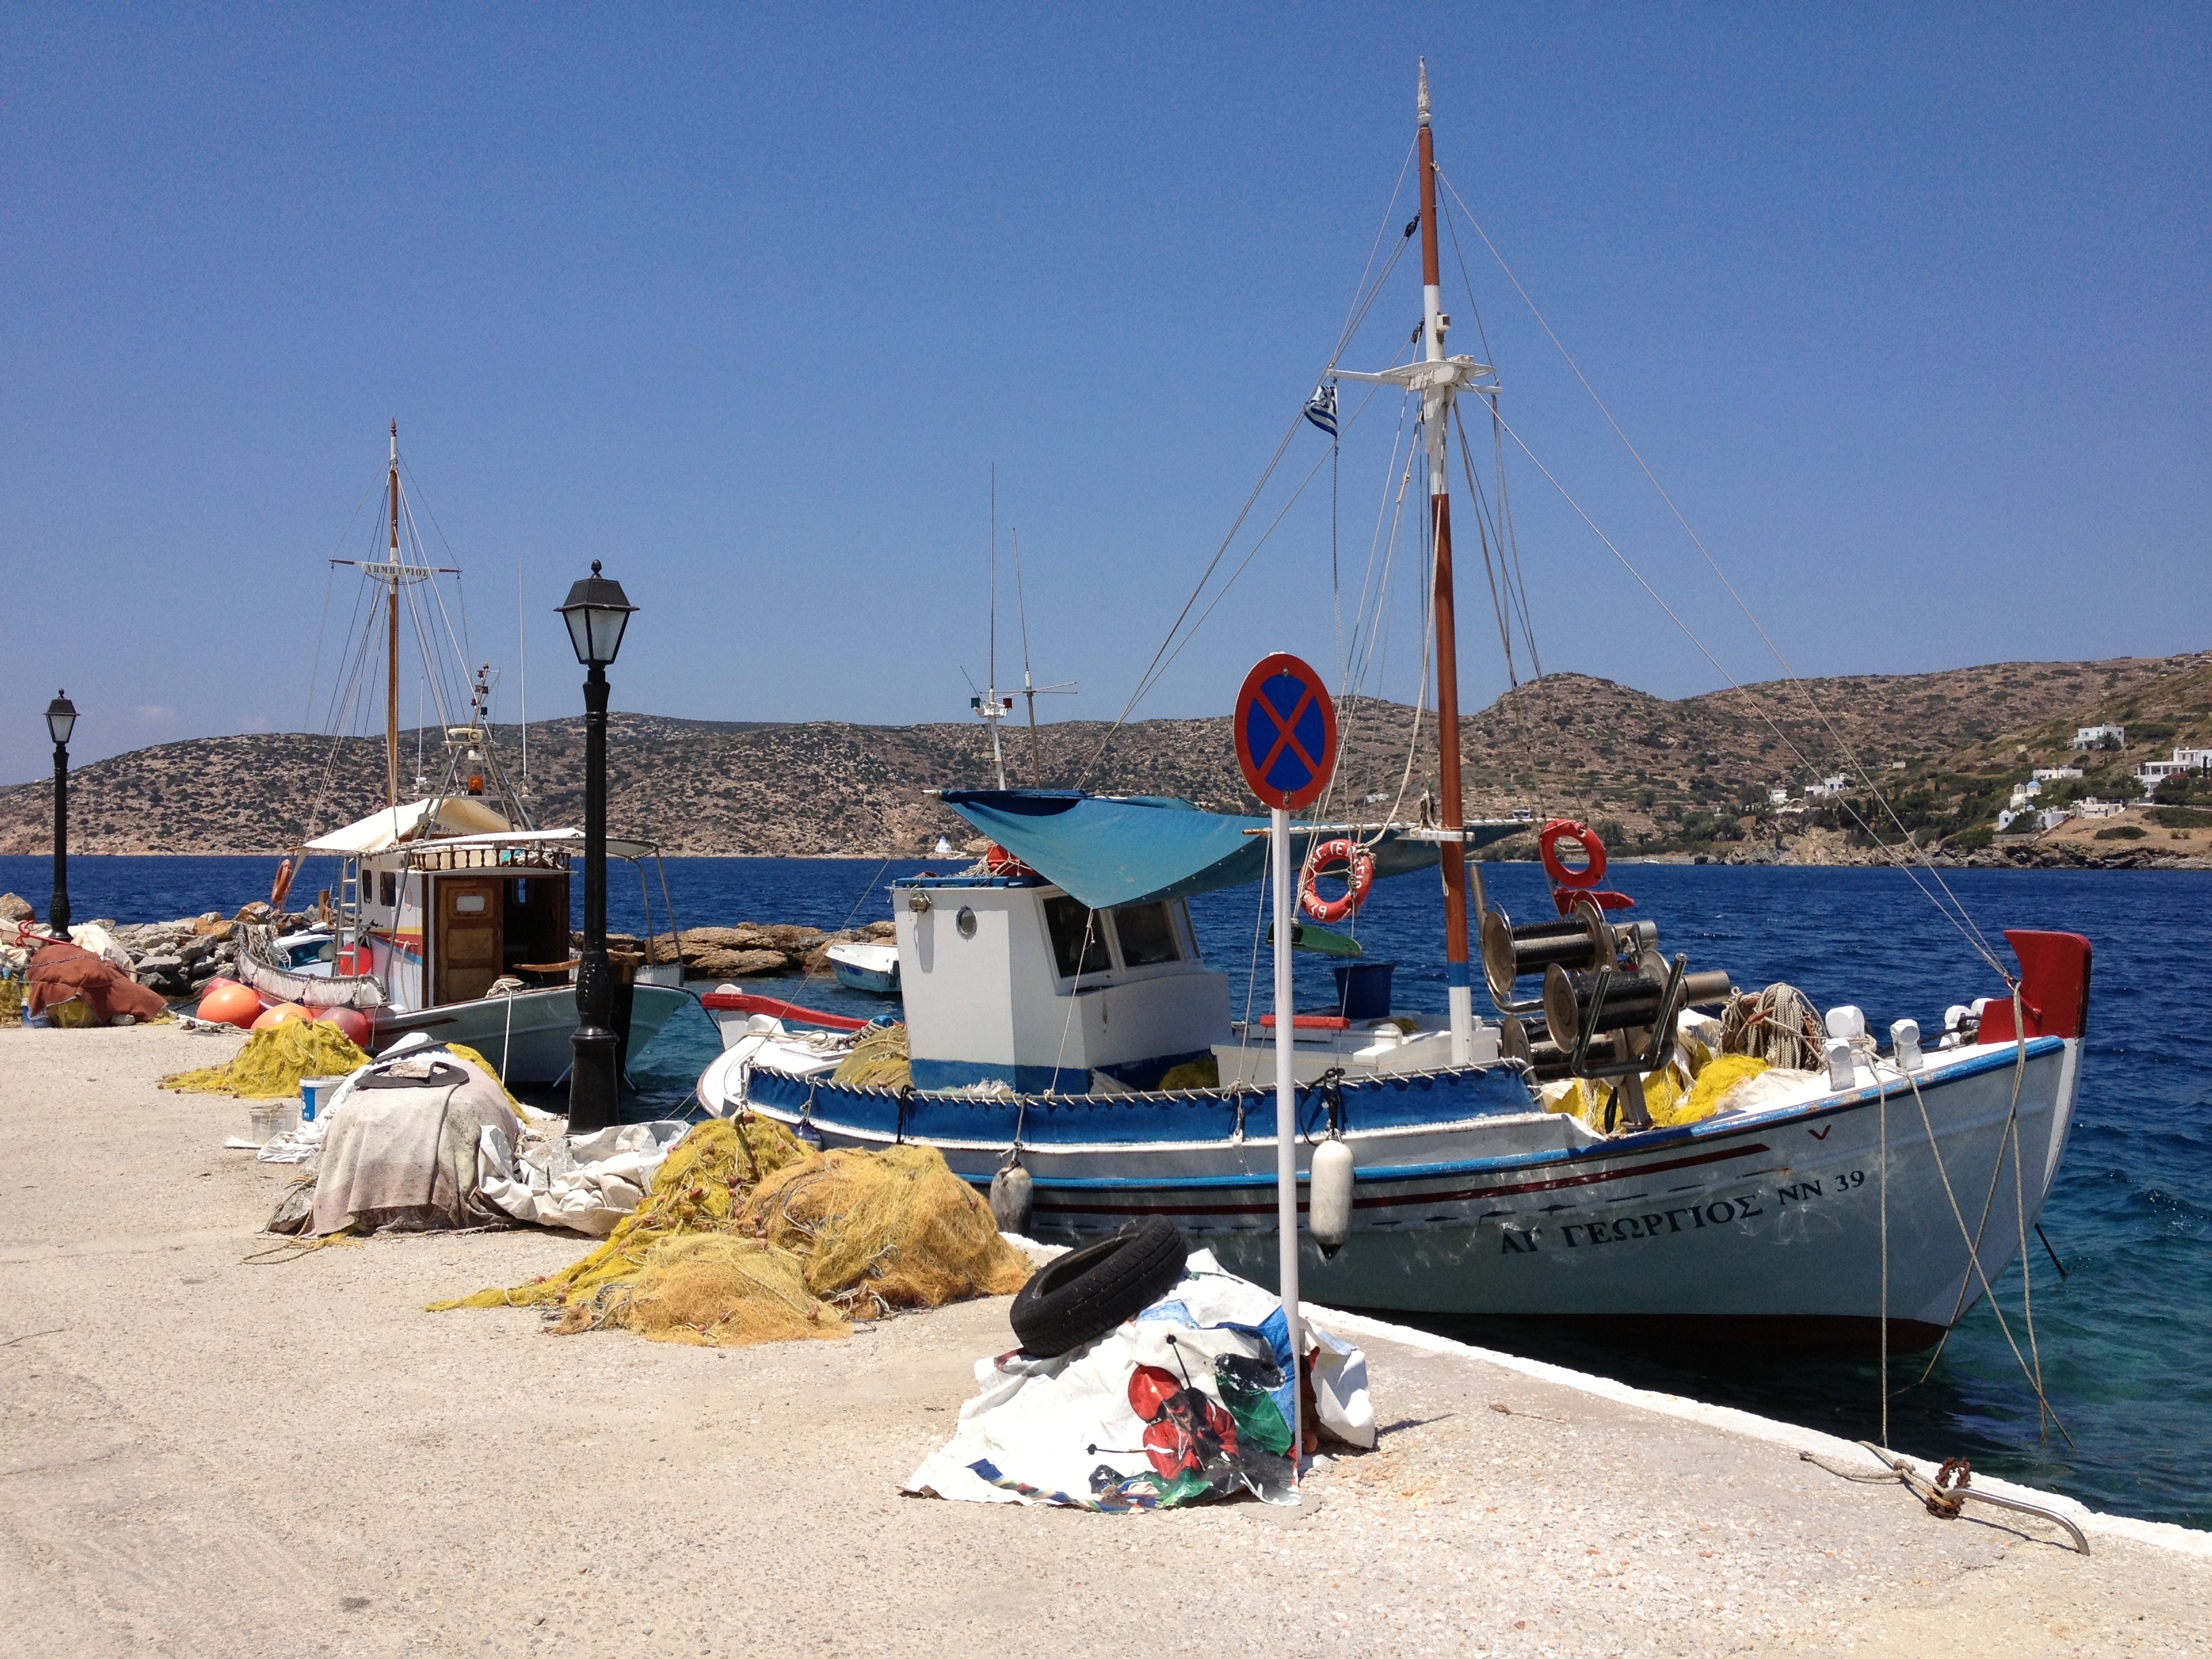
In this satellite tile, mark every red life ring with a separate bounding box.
[269,857,296,910]
[1538,819,1607,890]
[1299,838,1375,923]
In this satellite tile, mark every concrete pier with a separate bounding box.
[3,1023,2205,1656]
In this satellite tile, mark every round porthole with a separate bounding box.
[956,906,977,939]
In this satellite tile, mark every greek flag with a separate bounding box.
[1303,380,1338,438]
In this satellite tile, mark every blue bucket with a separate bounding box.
[1331,961,1396,1022]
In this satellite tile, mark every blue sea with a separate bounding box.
[6,851,2206,1530]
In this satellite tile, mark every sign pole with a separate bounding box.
[1232,649,1337,1497]
[1271,802,1303,1477]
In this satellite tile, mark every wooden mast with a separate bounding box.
[386,421,401,811]
[1416,62,1477,1065]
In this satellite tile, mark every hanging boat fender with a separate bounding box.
[989,1155,1035,1237]
[1299,838,1375,924]
[1309,1137,1355,1256]
[269,857,296,911]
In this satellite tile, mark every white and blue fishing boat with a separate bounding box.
[824,939,901,996]
[697,66,2090,1351]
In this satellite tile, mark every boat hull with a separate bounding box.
[720,1037,2078,1347]
[370,982,689,1084]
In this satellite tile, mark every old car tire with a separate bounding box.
[1009,1217,1189,1357]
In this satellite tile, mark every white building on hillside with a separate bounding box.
[2074,724,2126,750]
[2032,766,2083,782]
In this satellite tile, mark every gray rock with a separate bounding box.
[0,893,33,924]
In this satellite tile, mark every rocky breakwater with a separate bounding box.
[605,920,899,981]
[0,896,319,1004]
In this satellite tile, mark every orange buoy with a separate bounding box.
[269,856,296,910]
[195,979,262,1029]
[250,1002,311,1032]
[314,1005,371,1048]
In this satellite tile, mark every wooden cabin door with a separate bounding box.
[436,880,503,1004]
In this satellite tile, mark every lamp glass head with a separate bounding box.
[556,561,636,667]
[45,691,78,747]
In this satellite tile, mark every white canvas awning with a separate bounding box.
[305,797,515,854]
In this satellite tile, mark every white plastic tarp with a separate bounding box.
[478,1119,690,1235]
[907,1250,1374,1510]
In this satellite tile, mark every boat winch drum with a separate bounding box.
[1481,905,1613,1004]
[1299,838,1374,924]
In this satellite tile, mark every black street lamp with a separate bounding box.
[557,562,636,1133]
[45,691,77,942]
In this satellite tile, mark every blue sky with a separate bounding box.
[3,5,2205,784]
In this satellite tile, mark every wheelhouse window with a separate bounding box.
[380,871,398,907]
[1109,901,1181,967]
[1044,895,1101,979]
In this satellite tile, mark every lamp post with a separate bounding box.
[557,562,636,1133]
[45,692,78,942]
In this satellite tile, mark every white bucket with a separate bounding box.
[299,1075,350,1122]
[245,1100,300,1147]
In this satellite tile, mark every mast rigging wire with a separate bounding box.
[1436,166,2004,970]
[1485,401,2009,978]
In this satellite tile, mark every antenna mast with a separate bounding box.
[386,422,401,809]
[972,466,1011,788]
[1011,529,1075,783]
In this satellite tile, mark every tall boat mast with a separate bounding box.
[386,421,402,810]
[335,423,445,813]
[1336,61,1496,1063]
[1416,64,1477,1065]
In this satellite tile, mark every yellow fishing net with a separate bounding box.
[431,1115,1030,1347]
[1541,1038,1753,1131]
[160,1019,371,1099]
[1159,1056,1221,1091]
[0,979,22,1027]
[1684,1054,1769,1118]
[830,1022,911,1088]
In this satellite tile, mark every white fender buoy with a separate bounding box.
[1890,1018,1923,1071]
[1309,1138,1355,1255]
[990,1161,1034,1236]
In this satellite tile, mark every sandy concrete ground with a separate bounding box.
[3,1023,2207,1659]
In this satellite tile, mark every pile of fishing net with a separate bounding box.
[431,1115,1031,1347]
[1540,1011,1803,1132]
[830,1021,910,1088]
[160,1019,373,1099]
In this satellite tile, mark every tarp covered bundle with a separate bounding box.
[907,1249,1374,1511]
[310,1048,521,1235]
[23,941,169,1027]
[937,789,1522,910]
[432,1118,1032,1345]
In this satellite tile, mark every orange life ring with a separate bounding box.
[1538,819,1607,890]
[1299,838,1375,923]
[269,857,296,910]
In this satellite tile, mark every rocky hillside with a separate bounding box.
[0,652,2200,858]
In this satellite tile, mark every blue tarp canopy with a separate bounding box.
[937,789,1523,912]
